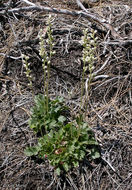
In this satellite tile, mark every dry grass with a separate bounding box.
[0,0,132,189]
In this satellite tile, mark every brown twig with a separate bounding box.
[102,39,132,46]
[0,4,122,39]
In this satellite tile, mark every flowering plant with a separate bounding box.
[24,16,100,175]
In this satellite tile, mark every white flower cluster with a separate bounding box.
[80,28,98,73]
[22,54,32,87]
[39,29,47,59]
[39,15,55,75]
[38,14,56,97]
[46,15,56,58]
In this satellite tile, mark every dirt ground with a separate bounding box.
[0,0,132,189]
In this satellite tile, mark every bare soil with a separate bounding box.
[0,0,132,189]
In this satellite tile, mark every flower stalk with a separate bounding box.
[22,54,34,96]
[39,15,55,114]
[79,28,98,122]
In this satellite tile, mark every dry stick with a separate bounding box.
[102,40,132,46]
[21,0,36,6]
[1,5,122,39]
[102,156,123,182]
[129,89,132,105]
[76,0,88,12]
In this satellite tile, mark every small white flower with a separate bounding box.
[23,63,26,68]
[85,57,91,63]
[25,55,29,60]
[79,40,83,45]
[83,66,88,72]
[21,54,25,59]
[47,60,50,65]
[52,50,56,55]
[92,47,96,51]
[48,14,52,19]
[44,66,47,69]
[86,44,91,49]
[94,30,97,34]
[23,60,26,64]
[26,73,29,77]
[90,40,94,44]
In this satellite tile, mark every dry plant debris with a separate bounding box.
[0,0,132,189]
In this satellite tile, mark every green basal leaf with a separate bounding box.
[52,158,61,165]
[48,130,54,138]
[68,145,75,153]
[57,96,64,103]
[87,139,98,145]
[39,135,48,144]
[90,148,100,159]
[55,167,61,176]
[24,146,40,156]
[73,161,79,167]
[63,162,69,172]
[58,116,66,123]
[45,119,51,125]
[79,141,89,145]
[73,153,79,159]
[30,124,36,130]
[82,122,88,128]
[79,150,85,159]
[58,128,64,136]
[49,120,57,127]
[25,93,100,175]
[54,106,61,113]
[64,123,73,132]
